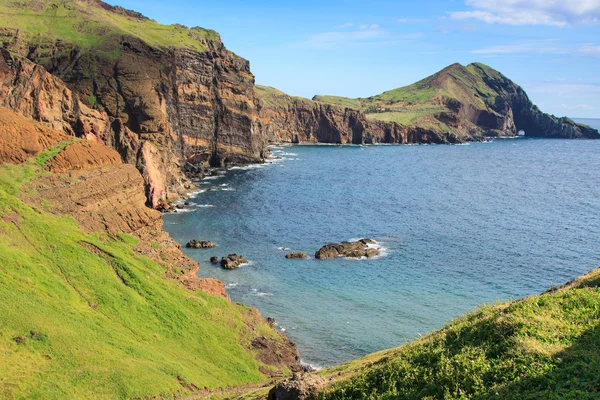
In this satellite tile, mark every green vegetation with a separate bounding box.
[312,95,362,110]
[0,145,282,399]
[255,85,314,109]
[319,269,600,399]
[310,62,514,132]
[0,0,219,52]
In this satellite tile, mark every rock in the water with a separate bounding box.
[286,252,308,259]
[185,240,217,249]
[268,373,327,400]
[220,254,248,270]
[315,240,379,259]
[210,256,219,264]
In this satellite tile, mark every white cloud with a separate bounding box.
[579,43,600,56]
[471,40,563,54]
[451,0,600,27]
[293,24,420,49]
[335,22,355,29]
[397,18,428,23]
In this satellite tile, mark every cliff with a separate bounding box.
[0,0,267,208]
[259,63,599,145]
[257,85,468,145]
[0,106,301,398]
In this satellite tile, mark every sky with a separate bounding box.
[108,0,600,118]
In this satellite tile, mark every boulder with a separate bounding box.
[286,252,308,259]
[220,254,248,270]
[315,239,379,259]
[210,256,219,264]
[185,240,217,249]
[268,373,327,400]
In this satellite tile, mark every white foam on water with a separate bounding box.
[188,189,207,198]
[251,288,273,297]
[300,359,324,371]
[195,204,216,208]
[225,283,239,289]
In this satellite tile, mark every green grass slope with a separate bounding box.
[313,62,508,129]
[0,0,218,52]
[319,269,600,399]
[0,144,281,399]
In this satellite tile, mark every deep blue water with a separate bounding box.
[164,138,600,368]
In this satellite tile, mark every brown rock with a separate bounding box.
[210,256,219,264]
[315,240,379,259]
[286,252,308,259]
[186,240,217,249]
[268,374,327,400]
[0,107,67,164]
[220,254,248,270]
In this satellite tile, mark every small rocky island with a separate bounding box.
[186,240,217,249]
[315,239,380,259]
[221,254,249,269]
[286,252,309,259]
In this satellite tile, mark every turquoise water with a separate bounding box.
[164,138,600,368]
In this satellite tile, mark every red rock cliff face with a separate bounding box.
[1,25,266,207]
[258,90,469,145]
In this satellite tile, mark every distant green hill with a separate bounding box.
[312,62,599,138]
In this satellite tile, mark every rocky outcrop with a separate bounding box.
[258,86,463,145]
[286,252,309,259]
[186,240,217,249]
[1,0,267,208]
[258,63,598,144]
[0,106,67,163]
[315,239,380,259]
[268,374,327,400]
[179,267,229,298]
[221,254,248,270]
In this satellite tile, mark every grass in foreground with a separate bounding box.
[0,146,280,399]
[319,269,600,399]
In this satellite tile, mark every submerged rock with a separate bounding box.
[185,240,217,249]
[286,252,308,259]
[315,239,379,259]
[220,254,248,270]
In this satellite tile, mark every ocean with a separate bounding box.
[164,134,600,368]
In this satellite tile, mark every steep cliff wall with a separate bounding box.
[261,63,598,145]
[0,0,267,207]
[257,86,468,145]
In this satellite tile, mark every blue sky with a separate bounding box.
[109,0,599,118]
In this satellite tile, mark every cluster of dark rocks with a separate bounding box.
[219,254,249,270]
[282,238,380,261]
[185,240,217,249]
[315,239,379,259]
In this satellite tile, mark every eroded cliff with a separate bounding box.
[0,0,267,208]
[259,63,599,145]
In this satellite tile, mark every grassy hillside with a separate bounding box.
[255,85,314,109]
[312,62,508,129]
[0,0,218,52]
[318,268,600,399]
[0,144,284,399]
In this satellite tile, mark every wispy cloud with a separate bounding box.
[397,18,429,23]
[293,24,421,49]
[451,0,600,27]
[293,24,386,49]
[579,43,600,57]
[471,40,563,55]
